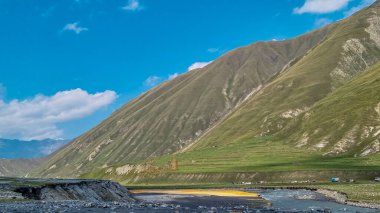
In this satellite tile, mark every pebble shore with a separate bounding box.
[0,200,317,213]
[317,189,380,210]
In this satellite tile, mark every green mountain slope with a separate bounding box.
[161,60,380,173]
[32,24,329,178]
[184,1,380,152]
[85,51,380,185]
[284,59,380,157]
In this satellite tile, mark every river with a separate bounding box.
[132,188,379,212]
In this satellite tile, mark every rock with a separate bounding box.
[14,179,135,202]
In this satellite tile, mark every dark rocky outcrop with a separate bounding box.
[14,179,134,202]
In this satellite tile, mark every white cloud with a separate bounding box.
[207,48,219,53]
[143,61,213,87]
[315,18,333,27]
[294,0,349,14]
[62,22,88,34]
[344,0,375,17]
[0,88,117,140]
[122,0,142,11]
[168,73,179,80]
[188,61,212,71]
[39,140,68,155]
[143,76,162,87]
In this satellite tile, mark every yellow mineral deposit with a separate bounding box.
[130,189,260,197]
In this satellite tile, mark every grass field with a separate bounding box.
[80,135,380,187]
[152,137,380,174]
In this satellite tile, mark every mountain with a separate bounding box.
[32,1,380,181]
[0,139,69,159]
[0,139,68,177]
[32,23,330,178]
[179,1,380,153]
[282,61,380,157]
[0,158,43,177]
[122,60,380,184]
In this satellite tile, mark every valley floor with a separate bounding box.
[0,177,379,212]
[128,182,380,209]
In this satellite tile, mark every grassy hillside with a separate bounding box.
[184,1,380,152]
[32,17,330,178]
[283,59,380,156]
[156,60,380,174]
[82,61,380,184]
[78,2,380,184]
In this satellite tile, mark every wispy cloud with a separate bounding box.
[143,76,162,87]
[143,61,213,87]
[168,73,179,80]
[314,18,333,27]
[39,140,68,155]
[40,6,56,18]
[294,0,349,14]
[188,61,212,71]
[62,22,88,34]
[0,88,117,140]
[143,73,180,87]
[271,36,287,42]
[122,0,143,11]
[344,0,375,17]
[207,48,220,53]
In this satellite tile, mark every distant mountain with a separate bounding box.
[32,1,380,182]
[0,158,43,177]
[0,139,69,159]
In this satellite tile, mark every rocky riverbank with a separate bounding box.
[14,179,134,202]
[0,178,274,212]
[0,178,135,202]
[0,200,321,213]
[317,189,380,210]
[245,185,380,210]
[1,178,379,212]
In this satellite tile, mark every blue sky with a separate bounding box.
[0,0,375,140]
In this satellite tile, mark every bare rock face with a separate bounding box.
[14,180,134,202]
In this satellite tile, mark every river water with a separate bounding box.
[133,189,379,213]
[256,189,378,212]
